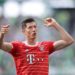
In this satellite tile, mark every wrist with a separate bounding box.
[50,21,58,27]
[0,32,5,37]
[48,19,58,27]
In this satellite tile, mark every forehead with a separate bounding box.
[26,22,37,27]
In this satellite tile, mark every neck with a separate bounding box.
[26,38,36,45]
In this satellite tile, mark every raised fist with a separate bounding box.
[43,18,56,27]
[0,25,9,35]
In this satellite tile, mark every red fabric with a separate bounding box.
[9,41,54,75]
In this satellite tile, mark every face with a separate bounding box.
[23,22,37,39]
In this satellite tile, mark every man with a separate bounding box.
[0,18,74,75]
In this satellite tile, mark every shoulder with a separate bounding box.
[39,41,54,49]
[39,41,55,54]
[9,41,23,53]
[40,41,54,45]
[11,41,23,47]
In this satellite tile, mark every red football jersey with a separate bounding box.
[9,41,54,75]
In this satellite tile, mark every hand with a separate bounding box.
[43,18,56,27]
[0,25,9,35]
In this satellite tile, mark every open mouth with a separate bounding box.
[32,32,36,35]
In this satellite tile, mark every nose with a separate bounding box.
[32,27,36,32]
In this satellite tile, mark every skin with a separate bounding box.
[0,18,74,52]
[22,22,37,45]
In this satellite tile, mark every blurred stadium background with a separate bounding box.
[0,0,75,75]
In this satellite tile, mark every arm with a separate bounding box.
[44,18,74,51]
[0,25,13,52]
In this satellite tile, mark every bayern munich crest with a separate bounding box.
[39,45,45,51]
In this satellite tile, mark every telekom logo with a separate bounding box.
[27,54,35,64]
[26,54,44,64]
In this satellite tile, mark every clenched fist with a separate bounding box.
[43,18,56,27]
[0,25,9,35]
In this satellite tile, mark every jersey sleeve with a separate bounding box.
[47,41,55,54]
[9,41,19,55]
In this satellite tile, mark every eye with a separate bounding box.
[28,26,32,29]
[34,25,36,28]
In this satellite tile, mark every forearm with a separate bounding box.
[0,32,4,48]
[52,22,74,43]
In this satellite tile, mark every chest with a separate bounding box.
[14,44,49,64]
[17,44,49,54]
